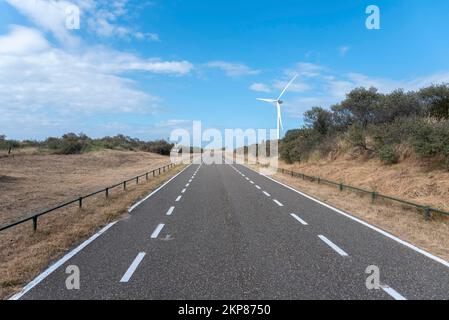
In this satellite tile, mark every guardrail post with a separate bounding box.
[159,168,161,175]
[371,192,377,203]
[106,188,109,198]
[153,170,155,177]
[424,207,431,221]
[136,177,139,184]
[317,177,321,184]
[339,183,343,192]
[146,173,148,180]
[32,216,37,232]
[79,197,83,208]
[123,181,127,190]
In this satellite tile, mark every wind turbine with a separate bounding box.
[257,74,298,140]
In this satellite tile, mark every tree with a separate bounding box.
[419,84,449,120]
[334,87,383,128]
[304,107,334,135]
[377,89,423,123]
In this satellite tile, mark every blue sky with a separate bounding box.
[1,0,449,142]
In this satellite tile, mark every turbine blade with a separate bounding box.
[257,98,277,103]
[277,74,298,100]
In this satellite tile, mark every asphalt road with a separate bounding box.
[11,162,449,300]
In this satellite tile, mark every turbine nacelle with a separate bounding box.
[256,74,298,140]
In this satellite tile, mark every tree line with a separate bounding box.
[281,84,449,169]
[0,133,174,156]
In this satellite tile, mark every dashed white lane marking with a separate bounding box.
[185,183,190,187]
[120,252,146,283]
[189,179,192,183]
[318,235,349,257]
[273,199,284,207]
[181,188,186,193]
[381,285,407,300]
[263,191,271,197]
[166,206,175,216]
[249,181,254,184]
[176,195,182,202]
[9,221,117,300]
[151,223,165,239]
[128,164,192,212]
[290,214,308,225]
[245,177,250,181]
[255,185,261,189]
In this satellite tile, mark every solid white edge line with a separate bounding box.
[291,213,308,225]
[9,221,118,300]
[381,285,407,300]
[120,252,146,283]
[273,199,284,207]
[128,164,192,212]
[242,164,449,269]
[176,195,182,202]
[151,223,165,239]
[166,206,175,216]
[318,235,349,257]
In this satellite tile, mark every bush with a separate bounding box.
[378,145,399,164]
[410,121,449,160]
[345,124,366,149]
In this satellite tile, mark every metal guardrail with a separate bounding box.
[278,167,449,220]
[0,163,178,233]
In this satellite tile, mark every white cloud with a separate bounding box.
[278,61,449,119]
[287,62,324,78]
[0,25,194,124]
[249,83,271,93]
[6,0,79,46]
[155,119,192,128]
[206,61,260,77]
[273,79,311,93]
[0,25,49,55]
[6,0,159,43]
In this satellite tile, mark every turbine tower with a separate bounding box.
[257,74,298,140]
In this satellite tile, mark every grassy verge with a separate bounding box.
[0,165,185,299]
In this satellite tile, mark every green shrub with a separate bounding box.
[378,145,399,164]
[345,124,366,149]
[410,121,449,159]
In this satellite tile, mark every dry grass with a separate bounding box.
[247,155,449,263]
[278,156,449,212]
[0,149,170,224]
[0,149,183,299]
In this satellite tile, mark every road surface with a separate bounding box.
[11,162,449,300]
